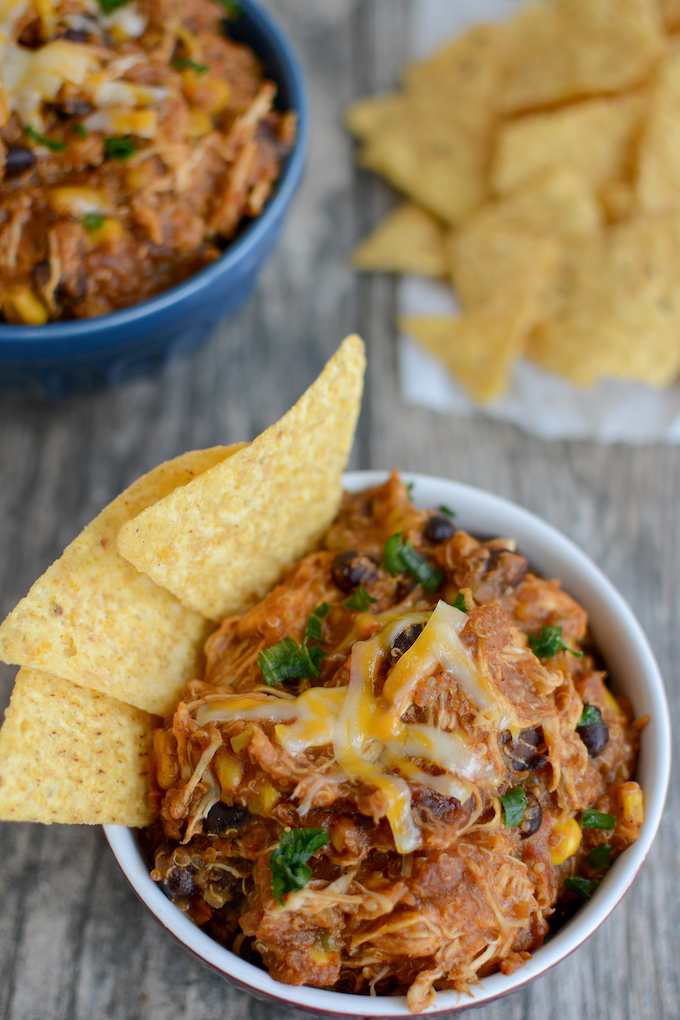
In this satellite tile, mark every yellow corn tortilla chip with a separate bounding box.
[344,93,404,141]
[660,0,680,30]
[637,46,680,214]
[403,23,503,136]
[357,96,490,225]
[448,210,560,316]
[497,0,663,115]
[492,93,646,197]
[117,336,366,621]
[527,215,680,387]
[400,311,526,404]
[352,202,447,277]
[0,446,245,716]
[0,667,154,825]
[495,170,603,239]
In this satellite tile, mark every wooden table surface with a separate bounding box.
[0,2,678,1018]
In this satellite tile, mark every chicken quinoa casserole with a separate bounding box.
[142,473,645,1012]
[0,0,296,323]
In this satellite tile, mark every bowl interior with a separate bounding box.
[105,472,671,1018]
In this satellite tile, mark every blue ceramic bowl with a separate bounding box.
[0,0,308,398]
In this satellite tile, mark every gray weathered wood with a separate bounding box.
[0,1,678,1017]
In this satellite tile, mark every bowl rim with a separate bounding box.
[105,470,671,1017]
[0,0,309,345]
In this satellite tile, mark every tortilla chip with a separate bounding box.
[401,312,526,403]
[495,170,603,239]
[358,96,490,225]
[448,210,560,315]
[0,446,244,715]
[527,215,680,387]
[492,93,646,197]
[637,47,680,214]
[660,0,680,30]
[117,336,366,621]
[0,667,154,825]
[403,23,503,136]
[345,93,404,141]
[352,202,447,276]
[498,0,663,115]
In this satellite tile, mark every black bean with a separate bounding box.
[161,864,196,900]
[63,28,90,42]
[424,514,456,544]
[204,802,251,835]
[331,551,378,593]
[483,546,528,587]
[391,622,423,657]
[519,791,543,838]
[578,706,609,758]
[4,145,35,179]
[57,97,93,117]
[505,728,547,773]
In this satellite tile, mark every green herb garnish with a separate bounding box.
[306,601,330,644]
[269,827,329,905]
[383,531,443,591]
[98,0,131,13]
[343,586,377,612]
[81,213,105,230]
[586,845,612,871]
[577,704,601,727]
[581,809,616,830]
[72,124,89,139]
[173,58,209,74]
[501,787,527,828]
[406,481,415,501]
[438,505,456,517]
[564,876,599,900]
[214,0,239,15]
[104,135,135,161]
[529,625,582,659]
[25,126,66,153]
[258,603,331,685]
[452,591,467,613]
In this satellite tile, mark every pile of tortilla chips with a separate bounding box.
[347,0,680,403]
[0,336,365,826]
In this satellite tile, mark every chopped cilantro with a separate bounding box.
[452,591,467,613]
[529,625,582,659]
[383,531,443,591]
[25,126,66,153]
[214,0,239,15]
[81,213,105,231]
[98,0,131,13]
[581,809,615,830]
[577,704,602,728]
[343,586,377,612]
[564,876,599,900]
[269,827,329,905]
[104,135,135,161]
[406,481,415,501]
[586,845,612,871]
[173,58,209,74]
[501,787,527,828]
[72,124,89,139]
[438,505,456,517]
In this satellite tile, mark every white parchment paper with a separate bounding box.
[395,0,680,443]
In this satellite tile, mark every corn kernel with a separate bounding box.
[182,71,231,114]
[214,753,242,796]
[247,781,280,816]
[48,187,110,217]
[186,110,213,138]
[1,286,48,325]
[153,729,179,790]
[309,945,330,965]
[86,217,126,245]
[549,816,582,865]
[602,686,622,716]
[230,726,253,754]
[621,783,644,826]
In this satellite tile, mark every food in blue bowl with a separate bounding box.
[0,0,308,396]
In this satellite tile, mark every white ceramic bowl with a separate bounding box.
[105,471,671,1017]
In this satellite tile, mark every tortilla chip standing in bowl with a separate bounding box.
[0,335,366,826]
